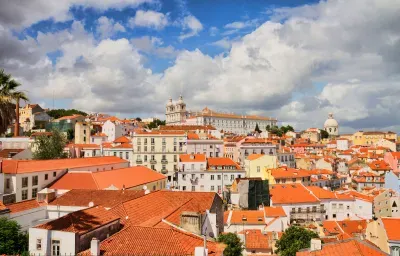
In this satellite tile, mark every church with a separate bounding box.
[324,113,339,137]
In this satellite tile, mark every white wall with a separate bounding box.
[202,210,218,238]
[354,198,373,219]
[265,216,288,232]
[47,205,87,219]
[29,228,76,256]
[9,206,47,231]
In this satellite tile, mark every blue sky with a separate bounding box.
[1,0,400,132]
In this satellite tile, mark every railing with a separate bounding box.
[161,159,168,164]
[161,169,168,174]
[136,159,143,164]
[290,208,326,214]
[150,159,157,164]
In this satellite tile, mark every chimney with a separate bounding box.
[310,238,321,251]
[90,237,100,256]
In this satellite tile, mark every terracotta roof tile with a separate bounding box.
[5,199,42,213]
[180,154,206,162]
[0,148,24,158]
[270,167,311,179]
[247,154,264,160]
[35,206,119,234]
[228,210,265,225]
[2,156,128,174]
[270,184,320,204]
[207,157,241,170]
[245,229,270,249]
[113,136,130,143]
[264,206,286,217]
[381,217,400,241]
[49,189,145,208]
[159,125,217,131]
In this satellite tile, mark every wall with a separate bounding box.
[78,220,120,252]
[265,216,288,232]
[186,140,224,158]
[385,171,400,193]
[29,228,76,256]
[9,206,47,231]
[366,219,390,254]
[47,205,87,219]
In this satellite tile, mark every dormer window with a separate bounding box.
[242,217,247,221]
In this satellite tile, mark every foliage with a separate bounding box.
[0,217,29,255]
[0,69,29,135]
[135,117,142,122]
[5,132,14,137]
[320,129,329,139]
[217,232,243,256]
[90,129,96,135]
[46,108,87,119]
[281,125,294,133]
[254,123,261,133]
[147,119,166,129]
[266,125,294,137]
[23,131,32,137]
[266,125,271,131]
[66,128,75,141]
[275,226,319,256]
[33,129,68,160]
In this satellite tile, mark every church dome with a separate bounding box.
[166,97,173,106]
[177,95,185,105]
[324,113,339,128]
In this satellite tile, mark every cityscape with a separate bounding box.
[1,0,400,256]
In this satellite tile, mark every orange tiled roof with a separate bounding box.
[2,156,128,174]
[270,184,320,204]
[227,210,265,224]
[55,114,83,121]
[92,132,107,137]
[50,166,166,190]
[187,133,200,140]
[264,206,286,217]
[5,199,42,213]
[49,189,145,208]
[381,217,400,241]
[113,136,131,143]
[340,191,374,203]
[207,157,241,169]
[78,225,224,256]
[159,125,217,131]
[35,206,119,234]
[0,148,24,158]
[323,220,367,240]
[180,154,206,162]
[245,229,270,249]
[199,107,276,121]
[368,160,391,171]
[297,238,387,256]
[247,154,264,160]
[270,167,311,179]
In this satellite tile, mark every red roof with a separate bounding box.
[113,136,130,143]
[227,210,265,225]
[270,184,320,204]
[5,199,42,213]
[270,167,311,179]
[78,225,224,255]
[2,156,128,174]
[368,160,391,171]
[0,148,24,158]
[245,229,270,249]
[35,206,119,234]
[207,157,241,169]
[135,131,186,135]
[381,217,400,241]
[323,220,367,240]
[247,154,264,160]
[49,189,145,208]
[180,154,206,162]
[297,238,387,256]
[50,166,166,190]
[264,206,286,217]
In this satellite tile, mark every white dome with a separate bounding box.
[166,97,173,106]
[177,95,185,105]
[324,113,338,128]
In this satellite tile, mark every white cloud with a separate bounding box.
[129,10,169,30]
[209,26,219,36]
[210,37,232,50]
[131,36,178,58]
[97,16,125,39]
[178,15,203,41]
[0,0,154,28]
[222,19,259,35]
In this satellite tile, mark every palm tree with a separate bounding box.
[0,69,29,136]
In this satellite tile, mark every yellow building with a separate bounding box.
[366,217,400,254]
[264,167,311,185]
[244,154,278,179]
[352,131,397,146]
[74,121,91,144]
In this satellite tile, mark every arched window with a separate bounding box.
[329,128,332,133]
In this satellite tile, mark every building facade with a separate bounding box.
[165,96,187,125]
[74,121,91,144]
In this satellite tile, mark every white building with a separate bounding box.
[176,155,245,194]
[165,96,187,125]
[324,113,339,137]
[337,138,351,150]
[102,120,124,142]
[187,133,224,157]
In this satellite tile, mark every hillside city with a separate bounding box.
[0,95,399,255]
[1,0,400,255]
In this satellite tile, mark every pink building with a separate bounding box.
[291,144,307,154]
[384,152,400,173]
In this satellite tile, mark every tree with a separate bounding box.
[0,217,29,255]
[275,226,319,256]
[66,128,75,141]
[266,125,271,131]
[147,119,166,129]
[320,129,329,139]
[281,125,294,134]
[33,129,68,160]
[217,233,243,256]
[255,123,261,133]
[0,69,29,135]
[135,117,142,122]
[46,108,87,119]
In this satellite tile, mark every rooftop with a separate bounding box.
[207,157,241,170]
[270,184,320,204]
[2,156,128,174]
[180,154,207,162]
[381,217,400,241]
[0,148,24,158]
[50,166,166,190]
[4,199,43,213]
[35,206,119,234]
[270,167,311,179]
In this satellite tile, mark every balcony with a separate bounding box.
[290,208,326,214]
[161,168,168,174]
[150,159,157,164]
[190,177,198,184]
[136,159,143,164]
[161,159,168,164]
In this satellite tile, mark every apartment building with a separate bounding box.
[239,138,278,166]
[186,133,224,157]
[366,217,400,255]
[74,121,91,144]
[132,131,187,182]
[1,157,129,204]
[176,155,245,193]
[373,189,400,218]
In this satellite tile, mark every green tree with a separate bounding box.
[147,119,166,129]
[266,125,271,131]
[135,117,142,122]
[255,123,261,133]
[0,69,29,135]
[281,125,294,134]
[33,129,68,160]
[46,108,87,119]
[217,232,243,256]
[66,128,75,141]
[0,217,29,255]
[320,129,329,139]
[275,226,319,256]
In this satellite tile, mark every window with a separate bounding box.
[211,175,215,180]
[22,189,28,200]
[174,155,177,162]
[36,238,42,250]
[144,155,147,162]
[257,166,260,173]
[22,177,28,188]
[231,175,234,181]
[119,152,123,158]
[347,205,350,210]
[211,186,215,191]
[6,179,10,189]
[126,152,129,159]
[52,240,60,256]
[332,203,337,209]
[191,174,195,179]
[192,186,195,191]
[144,146,147,152]
[292,178,296,182]
[32,188,38,198]
[32,175,39,186]
[339,204,343,209]
[217,175,221,180]
[182,186,186,191]
[45,174,48,180]
[218,185,221,192]
[224,175,228,180]
[200,174,204,179]
[191,164,195,170]
[114,152,117,156]
[333,214,337,218]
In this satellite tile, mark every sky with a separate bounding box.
[1,0,400,133]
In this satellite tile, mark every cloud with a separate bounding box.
[178,15,203,41]
[209,26,219,36]
[131,36,178,58]
[129,10,169,30]
[222,19,259,35]
[0,0,154,28]
[210,37,232,50]
[97,16,126,39]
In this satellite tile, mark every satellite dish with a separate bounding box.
[143,185,147,190]
[88,202,94,207]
